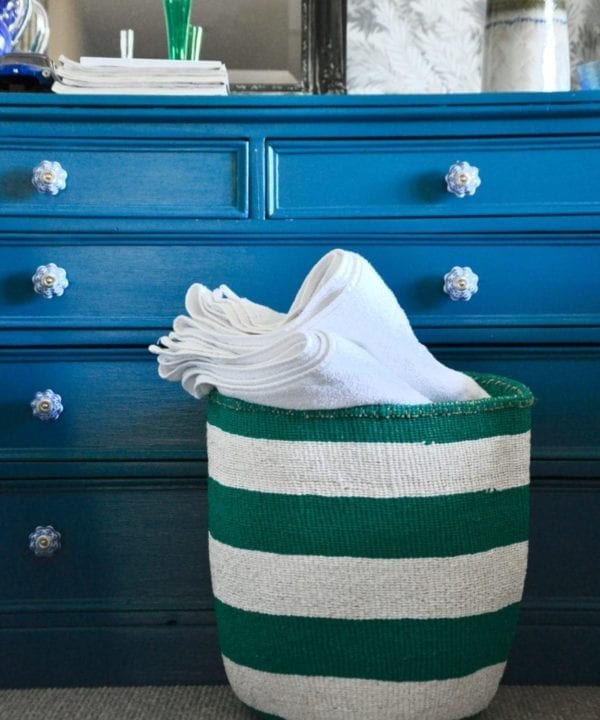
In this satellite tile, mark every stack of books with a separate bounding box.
[52,56,229,95]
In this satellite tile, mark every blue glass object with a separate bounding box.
[0,18,10,55]
[0,0,32,43]
[577,61,600,90]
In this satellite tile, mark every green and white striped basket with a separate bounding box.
[207,374,534,720]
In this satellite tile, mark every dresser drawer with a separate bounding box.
[2,243,597,334]
[267,137,600,219]
[0,484,211,609]
[3,346,592,467]
[1,140,248,219]
[525,485,600,601]
[439,346,600,468]
[0,349,207,463]
[368,243,599,331]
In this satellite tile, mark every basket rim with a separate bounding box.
[209,373,534,421]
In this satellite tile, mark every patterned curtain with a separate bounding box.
[347,0,600,93]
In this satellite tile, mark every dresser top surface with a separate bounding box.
[2,89,600,116]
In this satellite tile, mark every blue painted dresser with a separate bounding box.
[0,92,598,687]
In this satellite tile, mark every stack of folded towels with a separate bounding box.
[150,249,488,409]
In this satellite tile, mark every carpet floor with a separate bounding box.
[0,685,598,720]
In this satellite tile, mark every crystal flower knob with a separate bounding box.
[29,526,62,557]
[32,263,69,299]
[445,161,481,198]
[31,389,64,421]
[443,266,479,301]
[32,160,68,195]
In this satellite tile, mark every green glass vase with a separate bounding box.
[163,0,192,60]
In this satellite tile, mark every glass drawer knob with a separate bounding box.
[32,160,68,195]
[32,263,69,299]
[31,389,63,421]
[445,161,481,197]
[443,266,479,301]
[29,526,62,557]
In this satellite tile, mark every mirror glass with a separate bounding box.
[45,0,303,86]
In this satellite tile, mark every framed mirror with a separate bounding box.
[43,0,346,93]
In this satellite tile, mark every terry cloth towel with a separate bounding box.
[150,249,488,407]
[186,283,285,334]
[154,329,430,409]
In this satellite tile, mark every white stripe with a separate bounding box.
[223,657,506,720]
[207,425,530,498]
[209,535,528,620]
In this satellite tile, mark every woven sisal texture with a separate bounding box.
[206,375,535,720]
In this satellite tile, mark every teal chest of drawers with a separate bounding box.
[0,92,598,687]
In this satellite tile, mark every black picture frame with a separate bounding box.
[231,0,346,94]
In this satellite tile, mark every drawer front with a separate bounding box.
[360,242,599,331]
[0,485,211,608]
[438,346,600,467]
[2,243,598,333]
[267,138,600,219]
[1,141,248,218]
[2,347,593,467]
[0,350,207,463]
[525,484,600,601]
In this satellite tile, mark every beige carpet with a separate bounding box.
[0,685,598,720]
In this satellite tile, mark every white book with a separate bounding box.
[56,73,229,85]
[51,81,229,96]
[53,57,230,95]
[55,57,228,87]
[79,56,223,71]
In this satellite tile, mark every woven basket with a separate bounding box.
[206,374,534,720]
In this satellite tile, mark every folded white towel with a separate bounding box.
[154,330,430,409]
[155,250,487,403]
[150,250,487,409]
[282,250,488,403]
[186,283,285,333]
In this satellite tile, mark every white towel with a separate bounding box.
[150,250,487,409]
[186,283,285,333]
[281,250,488,402]
[154,330,430,409]
[154,249,487,404]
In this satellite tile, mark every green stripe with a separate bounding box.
[207,374,533,444]
[208,479,529,558]
[216,600,521,682]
